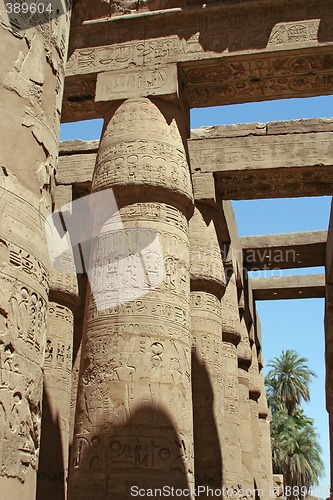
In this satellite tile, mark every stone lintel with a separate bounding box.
[189,125,333,199]
[251,274,325,300]
[241,231,327,270]
[62,0,333,122]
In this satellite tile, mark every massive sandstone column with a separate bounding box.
[69,96,194,499]
[237,316,254,496]
[257,369,274,499]
[0,2,71,498]
[325,285,333,500]
[36,271,78,500]
[221,272,243,494]
[190,206,225,495]
[248,342,264,497]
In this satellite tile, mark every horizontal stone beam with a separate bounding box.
[251,274,325,300]
[58,118,333,201]
[62,0,333,121]
[241,231,327,270]
[190,119,333,199]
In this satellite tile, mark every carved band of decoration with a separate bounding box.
[64,44,333,120]
[66,0,333,77]
[185,51,333,107]
[70,96,194,499]
[216,166,333,200]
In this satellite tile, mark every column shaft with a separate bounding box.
[221,273,243,494]
[37,272,78,499]
[190,206,225,496]
[69,96,194,499]
[0,3,72,497]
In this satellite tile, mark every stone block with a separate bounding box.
[95,64,178,102]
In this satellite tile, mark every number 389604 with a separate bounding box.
[5,2,52,14]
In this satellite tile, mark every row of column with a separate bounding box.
[1,39,274,496]
[67,94,274,499]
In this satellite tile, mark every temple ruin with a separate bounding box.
[0,0,332,498]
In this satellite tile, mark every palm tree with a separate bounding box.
[266,349,317,415]
[265,350,324,497]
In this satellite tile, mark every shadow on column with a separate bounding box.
[37,384,65,500]
[192,349,223,497]
[69,404,191,499]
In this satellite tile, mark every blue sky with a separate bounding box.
[60,94,333,495]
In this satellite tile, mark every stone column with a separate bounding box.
[325,285,333,500]
[0,3,71,498]
[237,317,253,497]
[69,96,194,499]
[70,274,88,449]
[257,370,274,500]
[221,273,243,494]
[36,272,78,500]
[248,343,264,497]
[189,206,225,495]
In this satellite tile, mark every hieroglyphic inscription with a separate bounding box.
[87,226,189,313]
[216,166,333,200]
[95,65,178,101]
[190,133,333,173]
[185,52,333,107]
[92,98,193,209]
[44,304,73,393]
[221,341,243,488]
[93,139,192,199]
[67,3,333,77]
[0,239,48,481]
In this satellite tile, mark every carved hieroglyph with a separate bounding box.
[0,1,72,496]
[190,206,225,494]
[69,96,195,499]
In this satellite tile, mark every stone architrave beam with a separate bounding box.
[62,0,333,121]
[190,119,333,199]
[251,274,325,300]
[241,231,327,270]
